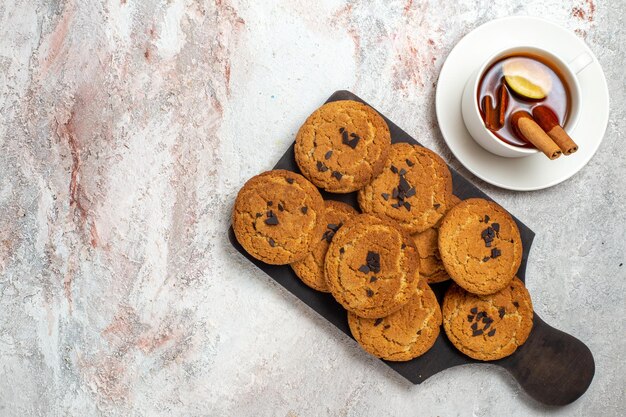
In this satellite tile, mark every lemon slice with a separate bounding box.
[503,57,552,100]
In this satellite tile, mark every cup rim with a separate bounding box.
[470,46,581,155]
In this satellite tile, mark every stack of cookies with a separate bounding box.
[232,100,534,362]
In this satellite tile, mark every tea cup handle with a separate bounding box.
[568,52,593,74]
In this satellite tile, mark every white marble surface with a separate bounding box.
[0,0,624,416]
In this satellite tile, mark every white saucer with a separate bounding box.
[435,16,609,191]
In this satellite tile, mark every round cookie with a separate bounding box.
[232,170,325,265]
[348,279,442,361]
[440,194,462,226]
[295,100,391,193]
[442,277,533,361]
[438,198,522,295]
[358,143,453,234]
[413,228,449,284]
[413,195,462,284]
[325,214,420,318]
[290,200,358,292]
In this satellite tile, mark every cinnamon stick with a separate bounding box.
[532,106,578,155]
[510,111,562,160]
[497,82,509,128]
[482,95,500,131]
[481,82,509,131]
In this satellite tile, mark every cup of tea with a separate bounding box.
[461,46,592,158]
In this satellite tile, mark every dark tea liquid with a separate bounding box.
[477,53,570,148]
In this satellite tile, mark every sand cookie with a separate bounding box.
[325,214,420,318]
[438,198,522,295]
[413,195,462,284]
[442,277,533,361]
[295,100,391,193]
[348,279,442,361]
[413,228,449,284]
[358,143,453,234]
[232,170,325,265]
[290,200,358,292]
[441,194,462,225]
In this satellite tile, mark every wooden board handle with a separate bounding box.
[497,314,595,405]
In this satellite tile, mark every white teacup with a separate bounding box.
[461,46,592,158]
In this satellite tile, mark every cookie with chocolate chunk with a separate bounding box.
[232,170,325,265]
[325,214,420,318]
[291,200,358,292]
[295,100,391,193]
[358,143,453,234]
[348,279,442,361]
[438,198,522,295]
[442,277,533,361]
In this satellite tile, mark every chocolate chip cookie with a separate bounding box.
[442,277,533,361]
[232,170,325,265]
[294,100,391,193]
[290,200,358,292]
[348,279,442,361]
[325,214,420,318]
[358,143,453,234]
[438,198,522,295]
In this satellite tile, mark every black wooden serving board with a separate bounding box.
[228,90,594,406]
